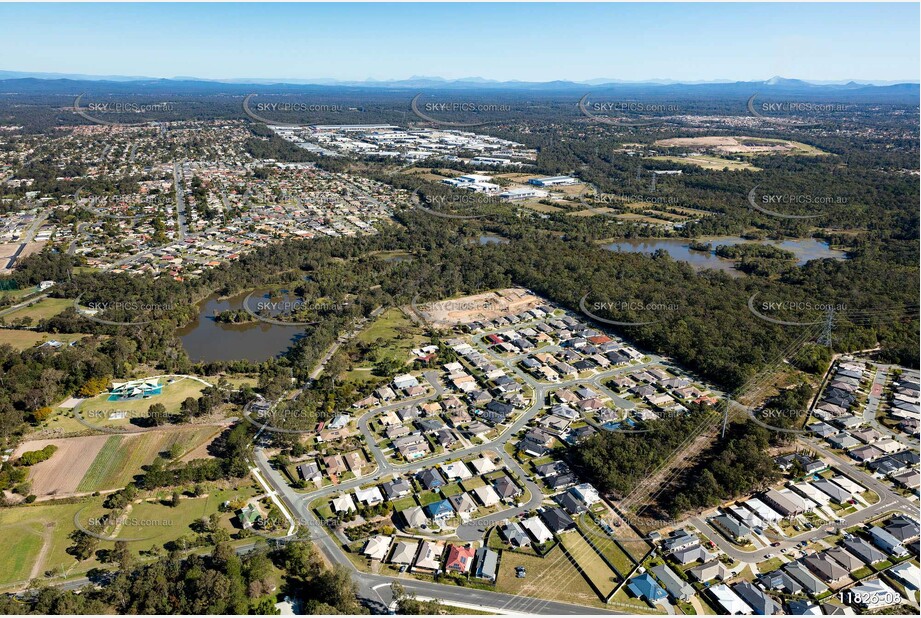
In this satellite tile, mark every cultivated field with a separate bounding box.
[76,425,225,493]
[16,424,224,498]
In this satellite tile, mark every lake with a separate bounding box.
[602,237,846,275]
[177,290,307,363]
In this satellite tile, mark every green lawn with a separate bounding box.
[2,297,73,322]
[0,330,87,351]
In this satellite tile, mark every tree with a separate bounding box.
[148,402,168,426]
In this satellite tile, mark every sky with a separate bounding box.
[1,2,918,83]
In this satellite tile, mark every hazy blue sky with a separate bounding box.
[1,3,918,82]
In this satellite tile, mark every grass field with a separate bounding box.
[495,545,605,609]
[578,516,637,576]
[559,531,619,597]
[0,500,103,587]
[648,155,760,172]
[1,297,73,322]
[343,308,426,384]
[76,426,222,493]
[0,480,260,589]
[0,330,86,351]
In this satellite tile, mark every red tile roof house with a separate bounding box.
[444,544,476,574]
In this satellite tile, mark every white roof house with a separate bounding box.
[393,374,420,390]
[709,584,753,615]
[830,475,865,495]
[362,535,392,561]
[440,461,473,480]
[889,561,921,591]
[571,483,601,505]
[521,516,553,544]
[355,486,384,505]
[332,494,356,513]
[744,498,783,523]
[473,484,501,507]
[791,482,831,506]
[468,456,497,475]
[846,579,901,609]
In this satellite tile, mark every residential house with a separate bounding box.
[417,468,445,490]
[708,584,753,615]
[628,573,668,602]
[296,461,322,484]
[733,582,778,615]
[332,494,356,514]
[474,547,499,581]
[473,484,501,507]
[689,559,732,583]
[521,516,553,544]
[355,486,384,506]
[493,476,522,500]
[389,540,419,565]
[444,544,476,574]
[382,478,412,501]
[500,522,531,547]
[402,506,428,529]
[448,492,478,516]
[868,526,908,557]
[784,562,829,595]
[842,538,886,565]
[413,540,445,572]
[425,499,455,522]
[539,507,575,534]
[803,553,848,584]
[651,564,695,602]
[362,535,392,561]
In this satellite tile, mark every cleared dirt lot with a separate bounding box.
[653,135,823,156]
[415,287,543,327]
[13,435,110,497]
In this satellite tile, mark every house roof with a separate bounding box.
[709,584,752,615]
[425,499,455,518]
[390,540,419,564]
[650,564,695,601]
[539,507,575,533]
[445,544,476,572]
[628,573,668,602]
[733,582,777,615]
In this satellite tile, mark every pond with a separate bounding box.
[177,290,307,363]
[602,236,846,275]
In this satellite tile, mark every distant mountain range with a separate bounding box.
[1,70,917,88]
[0,70,917,100]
